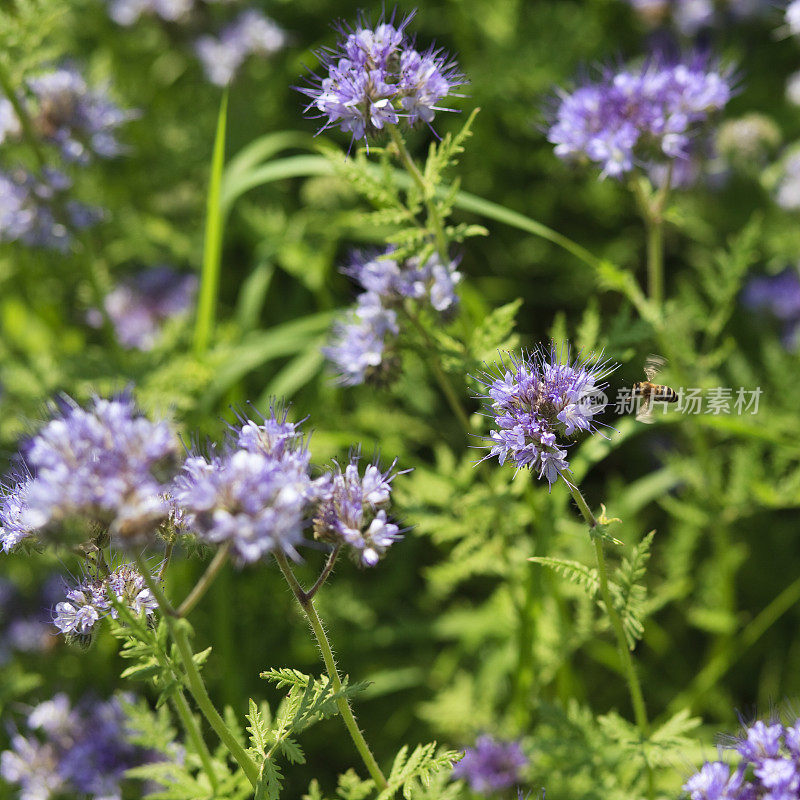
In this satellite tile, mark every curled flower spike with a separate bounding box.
[548,53,733,180]
[52,563,159,645]
[476,344,617,486]
[298,10,464,147]
[313,455,405,567]
[172,406,324,564]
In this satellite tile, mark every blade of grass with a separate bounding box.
[193,90,229,356]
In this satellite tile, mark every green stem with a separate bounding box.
[177,543,230,618]
[135,556,260,788]
[0,61,47,171]
[171,690,220,795]
[274,553,389,792]
[562,479,653,798]
[645,217,663,307]
[402,304,472,435]
[388,126,450,264]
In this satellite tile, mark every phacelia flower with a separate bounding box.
[195,9,286,86]
[684,715,800,800]
[299,11,464,145]
[0,168,102,251]
[0,471,36,553]
[742,267,800,349]
[324,249,462,385]
[87,266,198,350]
[313,455,403,567]
[27,66,133,164]
[1,694,155,800]
[14,395,178,543]
[774,151,800,211]
[452,735,528,794]
[476,345,616,486]
[788,1,800,36]
[108,0,193,26]
[52,563,158,643]
[548,54,733,180]
[172,407,321,564]
[626,0,769,34]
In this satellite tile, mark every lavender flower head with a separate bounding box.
[1,693,154,800]
[313,455,403,567]
[626,0,769,35]
[324,248,462,385]
[0,471,36,553]
[548,54,733,179]
[195,9,286,86]
[476,345,616,486]
[300,11,464,145]
[107,0,193,26]
[88,267,198,350]
[9,395,178,544]
[452,735,528,794]
[742,268,800,349]
[683,715,800,799]
[172,406,321,564]
[52,563,159,644]
[28,66,134,164]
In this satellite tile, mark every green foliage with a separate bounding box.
[376,743,462,800]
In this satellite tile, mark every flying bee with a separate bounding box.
[632,354,678,424]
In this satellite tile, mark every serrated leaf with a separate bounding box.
[529,557,600,598]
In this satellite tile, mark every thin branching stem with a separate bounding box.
[305,545,341,602]
[274,552,389,792]
[135,555,261,788]
[402,304,473,434]
[561,478,654,800]
[177,543,231,618]
[171,689,220,794]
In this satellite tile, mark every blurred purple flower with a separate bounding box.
[196,9,286,86]
[452,735,528,794]
[742,267,800,349]
[548,54,732,180]
[88,266,198,350]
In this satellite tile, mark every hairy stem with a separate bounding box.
[402,304,473,435]
[274,552,389,792]
[562,480,654,798]
[177,543,231,618]
[305,545,341,602]
[135,556,260,788]
[388,126,450,264]
[171,690,220,794]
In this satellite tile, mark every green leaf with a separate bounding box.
[529,557,600,598]
[255,759,283,800]
[194,90,229,355]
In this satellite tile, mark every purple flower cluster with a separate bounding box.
[742,268,800,349]
[26,66,133,164]
[0,168,101,251]
[476,345,616,486]
[87,266,198,350]
[300,12,463,144]
[452,735,528,794]
[52,563,158,642]
[196,9,287,86]
[0,396,178,548]
[172,407,322,564]
[684,717,800,799]
[313,456,402,567]
[324,248,462,385]
[172,405,405,567]
[0,575,60,663]
[0,693,154,800]
[626,0,769,36]
[548,55,732,179]
[108,0,193,25]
